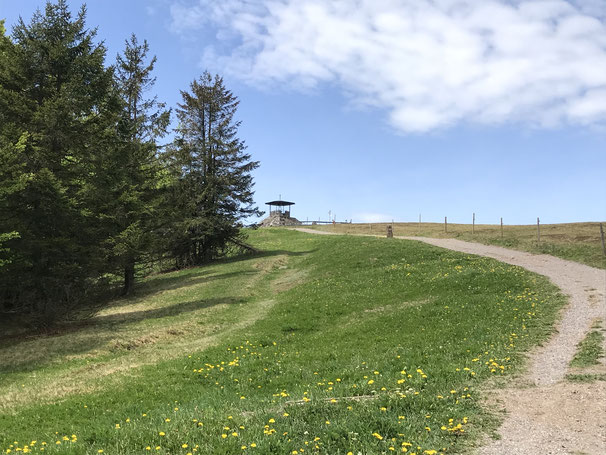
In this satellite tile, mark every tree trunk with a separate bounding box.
[123,260,135,295]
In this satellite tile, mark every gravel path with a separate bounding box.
[399,237,605,386]
[294,228,606,454]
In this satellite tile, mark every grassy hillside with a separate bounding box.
[0,229,564,454]
[304,222,606,269]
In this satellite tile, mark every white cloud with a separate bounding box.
[170,0,606,132]
[356,213,394,223]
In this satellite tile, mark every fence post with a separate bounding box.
[537,217,540,243]
[445,216,448,233]
[500,217,503,239]
[472,213,475,234]
[418,213,421,232]
[600,223,605,256]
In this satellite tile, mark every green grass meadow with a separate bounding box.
[305,221,606,269]
[0,229,565,454]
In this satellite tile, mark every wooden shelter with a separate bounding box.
[265,199,295,217]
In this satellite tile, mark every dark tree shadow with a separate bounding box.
[95,296,243,325]
[117,248,316,303]
[110,270,257,307]
[0,296,243,376]
[0,247,317,374]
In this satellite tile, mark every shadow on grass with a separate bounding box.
[109,270,256,308]
[96,295,243,325]
[0,247,316,373]
[0,296,242,376]
[111,248,315,306]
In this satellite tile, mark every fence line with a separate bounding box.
[294,217,605,250]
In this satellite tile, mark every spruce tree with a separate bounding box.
[0,2,121,321]
[0,21,26,275]
[110,34,170,294]
[167,72,260,266]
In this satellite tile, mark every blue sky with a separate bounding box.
[1,0,605,224]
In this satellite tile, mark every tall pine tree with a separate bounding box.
[0,21,27,273]
[109,34,170,294]
[167,72,260,266]
[0,1,121,321]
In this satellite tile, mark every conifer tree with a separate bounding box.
[110,34,170,294]
[167,72,260,266]
[0,21,25,274]
[0,1,121,320]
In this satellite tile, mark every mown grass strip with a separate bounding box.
[0,229,565,454]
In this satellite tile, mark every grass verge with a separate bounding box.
[570,329,605,368]
[304,222,606,269]
[0,229,565,454]
[566,318,605,384]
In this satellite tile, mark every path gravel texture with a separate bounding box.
[294,228,606,454]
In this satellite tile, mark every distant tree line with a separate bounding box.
[0,1,260,326]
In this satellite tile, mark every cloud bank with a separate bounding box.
[170,0,606,132]
[355,212,395,223]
